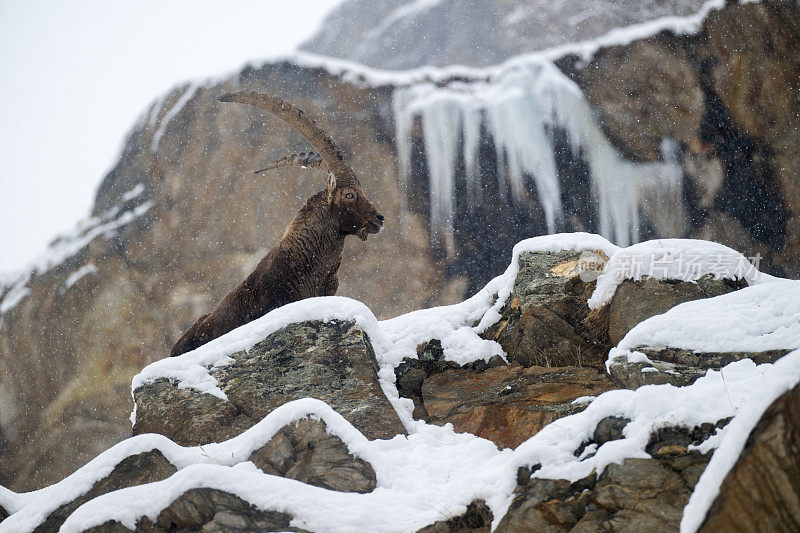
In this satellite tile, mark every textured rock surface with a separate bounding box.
[87,489,302,532]
[496,422,725,532]
[699,382,800,532]
[483,251,609,369]
[606,275,745,345]
[421,365,614,450]
[609,346,792,390]
[248,417,376,493]
[417,499,493,533]
[133,320,405,444]
[35,450,178,533]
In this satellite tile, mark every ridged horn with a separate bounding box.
[254,152,326,174]
[219,91,359,186]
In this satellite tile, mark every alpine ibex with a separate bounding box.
[170,91,384,357]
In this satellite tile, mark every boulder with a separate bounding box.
[248,417,376,494]
[608,348,792,390]
[496,421,725,532]
[86,489,303,533]
[482,250,610,369]
[417,500,493,533]
[35,450,178,533]
[606,275,745,346]
[133,320,406,444]
[699,382,800,532]
[421,365,614,450]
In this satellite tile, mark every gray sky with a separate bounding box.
[0,0,341,276]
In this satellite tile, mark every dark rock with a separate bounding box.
[606,275,745,346]
[417,499,493,532]
[248,417,376,493]
[496,423,727,532]
[35,450,178,533]
[700,382,800,532]
[150,489,298,532]
[133,320,406,444]
[482,251,610,369]
[607,359,708,390]
[609,346,791,390]
[421,365,614,449]
[594,416,630,446]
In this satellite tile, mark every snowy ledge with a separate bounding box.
[0,399,374,533]
[606,278,800,372]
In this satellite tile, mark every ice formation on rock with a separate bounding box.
[393,58,685,254]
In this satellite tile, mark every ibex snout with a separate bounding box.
[358,211,384,241]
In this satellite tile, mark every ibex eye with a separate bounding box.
[345,192,355,199]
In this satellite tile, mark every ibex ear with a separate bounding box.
[327,172,337,190]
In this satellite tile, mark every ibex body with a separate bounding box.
[170,91,383,357]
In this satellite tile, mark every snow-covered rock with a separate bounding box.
[607,278,800,389]
[133,314,406,443]
[2,233,800,531]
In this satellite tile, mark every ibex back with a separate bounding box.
[170,91,384,357]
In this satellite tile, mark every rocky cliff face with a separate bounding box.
[1,0,798,492]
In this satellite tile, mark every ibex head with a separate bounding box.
[219,92,384,241]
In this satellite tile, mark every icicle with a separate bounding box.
[461,104,482,211]
[392,57,685,252]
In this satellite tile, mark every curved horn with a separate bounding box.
[219,91,359,186]
[254,152,326,174]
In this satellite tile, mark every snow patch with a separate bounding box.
[121,184,145,202]
[61,263,98,293]
[151,81,202,153]
[0,281,30,315]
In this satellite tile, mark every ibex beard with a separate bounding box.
[169,91,384,357]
